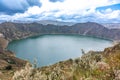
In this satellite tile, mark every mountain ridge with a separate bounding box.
[0,22,120,41]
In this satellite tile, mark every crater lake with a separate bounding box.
[7,34,112,67]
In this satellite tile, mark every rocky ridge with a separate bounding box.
[0,22,120,41]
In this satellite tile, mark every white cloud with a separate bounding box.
[39,0,120,13]
[17,0,117,15]
[0,0,120,23]
[24,0,120,20]
[104,8,113,13]
[27,6,41,15]
[97,9,120,19]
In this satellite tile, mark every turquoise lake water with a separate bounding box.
[7,35,112,67]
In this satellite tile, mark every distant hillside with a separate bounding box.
[102,23,120,29]
[0,22,120,41]
[37,20,76,26]
[71,22,120,40]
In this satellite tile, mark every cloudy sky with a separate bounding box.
[0,0,120,23]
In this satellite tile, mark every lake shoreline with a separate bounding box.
[8,34,112,67]
[9,33,113,43]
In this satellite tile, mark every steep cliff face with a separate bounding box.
[0,22,120,41]
[12,43,120,80]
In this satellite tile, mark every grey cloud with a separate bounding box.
[0,0,42,15]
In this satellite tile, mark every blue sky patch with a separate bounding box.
[49,0,64,2]
[96,3,120,11]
